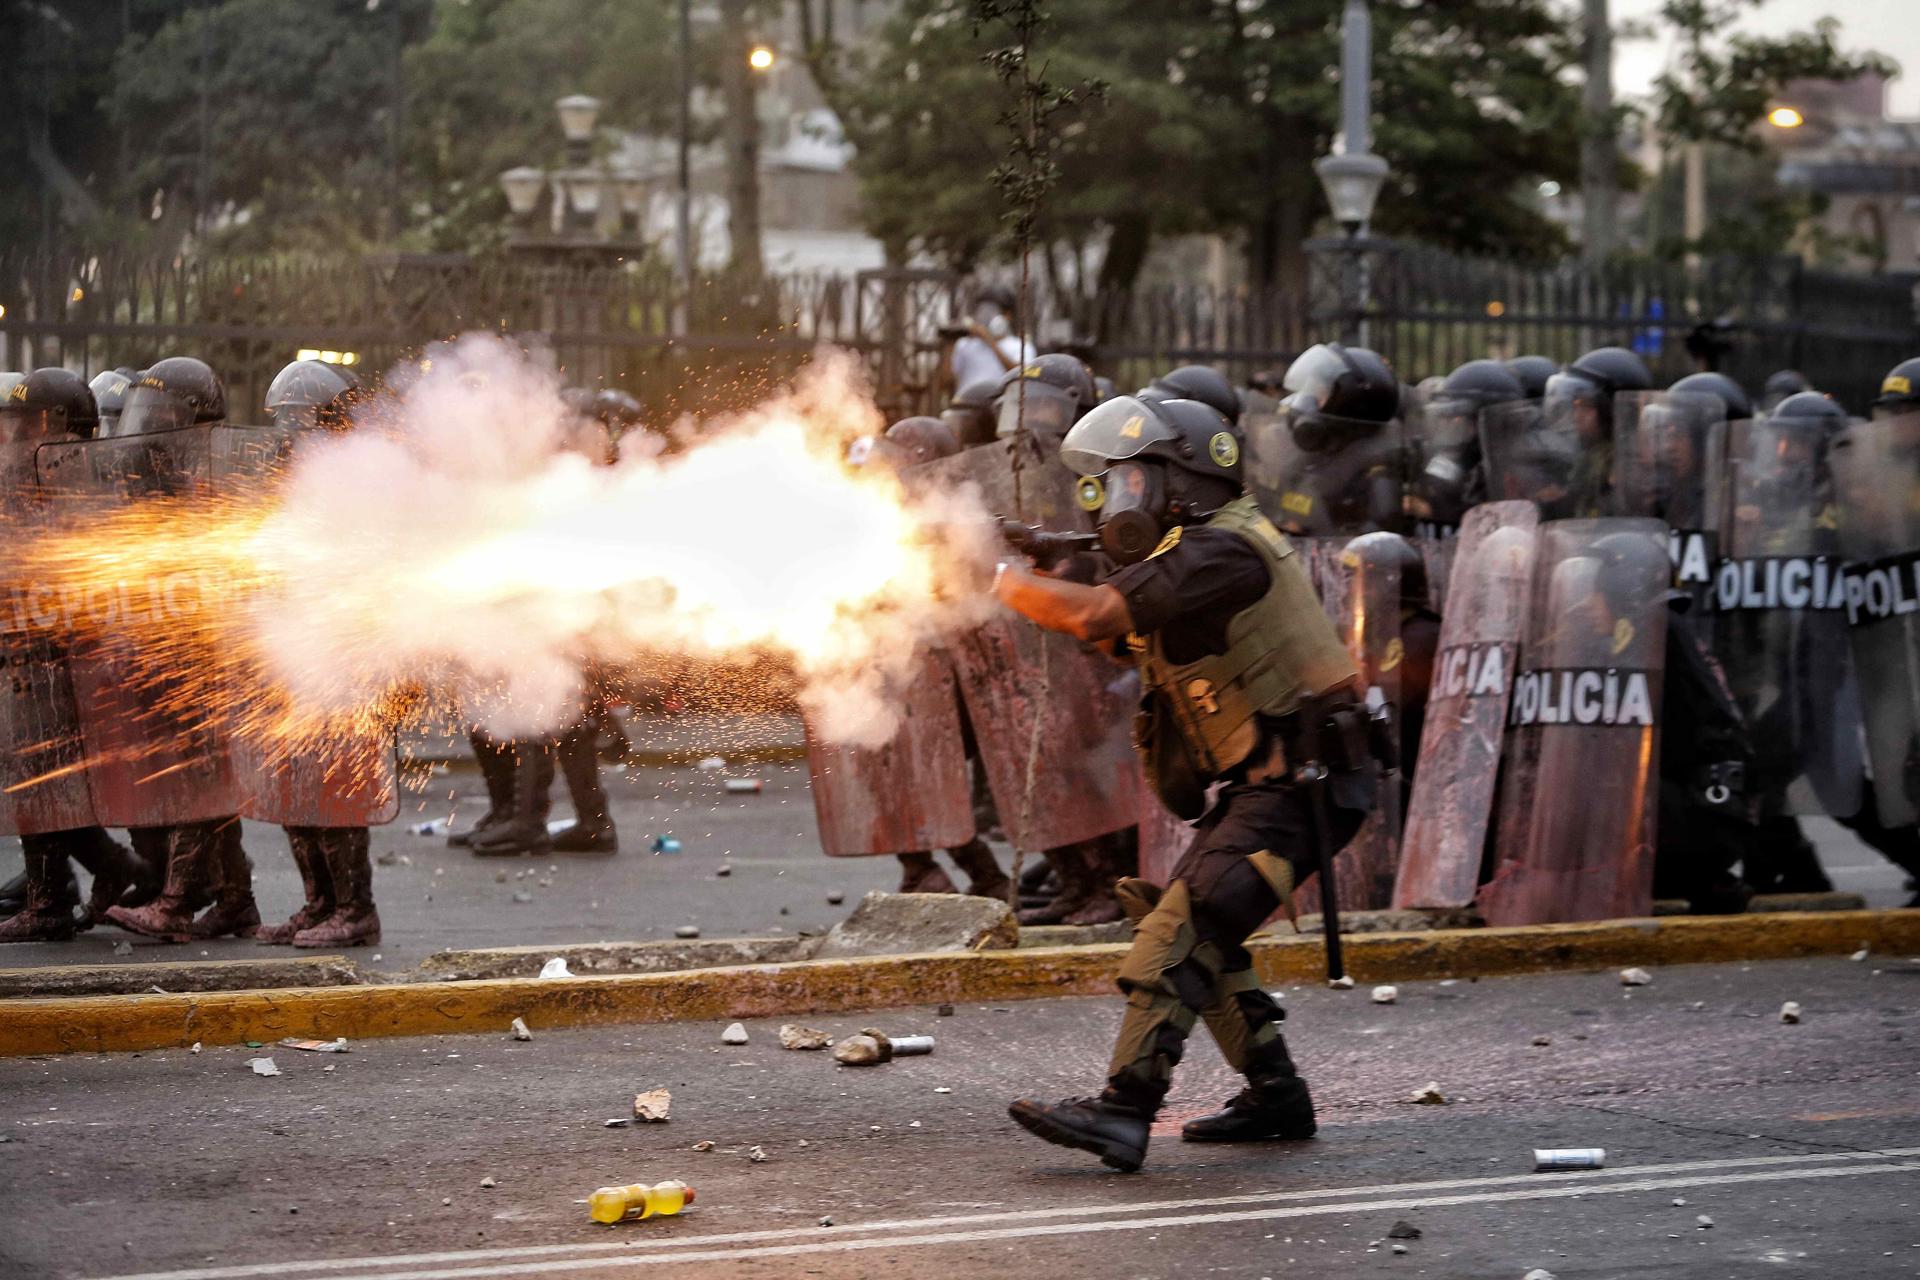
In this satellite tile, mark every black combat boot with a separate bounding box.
[895,851,958,894]
[469,742,554,857]
[1008,1089,1154,1173]
[449,729,514,848]
[68,827,157,927]
[945,838,1010,900]
[552,722,617,853]
[0,842,79,943]
[1017,844,1096,924]
[1182,1070,1317,1143]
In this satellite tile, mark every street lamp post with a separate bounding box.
[496,96,649,260]
[1314,0,1390,347]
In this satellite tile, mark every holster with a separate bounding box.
[1135,689,1208,821]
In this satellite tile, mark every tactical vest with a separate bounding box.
[1132,496,1358,798]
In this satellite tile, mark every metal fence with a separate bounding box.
[4,244,1915,421]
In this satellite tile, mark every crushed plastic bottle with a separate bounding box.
[588,1179,696,1225]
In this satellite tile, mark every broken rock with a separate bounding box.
[748,1145,768,1163]
[1779,1001,1803,1024]
[1406,1082,1447,1105]
[510,1017,532,1042]
[779,1024,832,1051]
[833,1030,896,1066]
[1370,985,1398,1004]
[633,1089,672,1123]
[247,1057,281,1077]
[812,891,1016,958]
[721,1022,749,1045]
[1386,1220,1421,1240]
[1619,967,1653,986]
[538,957,573,979]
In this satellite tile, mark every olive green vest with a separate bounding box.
[1132,496,1358,786]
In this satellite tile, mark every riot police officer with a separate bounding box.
[1408,359,1525,529]
[1761,369,1810,413]
[1257,342,1404,534]
[941,377,1003,450]
[997,392,1377,1172]
[993,352,1098,446]
[1542,345,1653,517]
[264,358,365,431]
[1139,364,1242,424]
[1505,354,1558,401]
[88,368,139,437]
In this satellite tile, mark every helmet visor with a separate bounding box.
[118,385,194,437]
[996,382,1075,440]
[1419,395,1482,449]
[1281,344,1350,411]
[0,406,64,444]
[1058,395,1179,476]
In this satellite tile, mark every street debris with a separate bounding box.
[835,1033,889,1066]
[937,1003,955,1017]
[1531,1034,1552,1047]
[748,1145,768,1163]
[633,1089,673,1123]
[691,1141,715,1152]
[247,1057,281,1077]
[1390,1243,1409,1255]
[697,756,726,771]
[826,890,845,905]
[1696,1214,1714,1229]
[653,836,684,854]
[1780,1001,1803,1024]
[539,957,573,979]
[1386,1220,1421,1240]
[190,1042,202,1054]
[1522,1271,1557,1280]
[1328,974,1356,989]
[480,1176,496,1189]
[1370,985,1398,1004]
[675,924,700,938]
[411,819,450,837]
[511,891,532,904]
[721,1022,749,1044]
[716,864,732,877]
[510,1018,533,1041]
[603,1119,631,1128]
[279,1037,349,1053]
[934,1086,952,1094]
[724,778,764,794]
[588,1180,696,1224]
[1851,945,1870,962]
[892,1035,935,1056]
[819,1216,834,1227]
[113,940,133,956]
[1406,1081,1447,1105]
[779,1024,832,1050]
[1534,1148,1605,1171]
[1619,967,1653,986]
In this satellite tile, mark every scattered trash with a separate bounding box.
[604,1119,631,1129]
[1531,1034,1552,1047]
[1619,967,1653,986]
[1523,1271,1557,1280]
[539,957,574,980]
[494,871,509,884]
[780,1025,832,1051]
[1387,1220,1421,1240]
[723,778,763,794]
[112,940,133,957]
[748,1146,768,1163]
[934,1087,952,1094]
[1390,1243,1409,1255]
[247,1057,281,1077]
[510,1018,533,1041]
[1780,1001,1803,1024]
[322,1064,335,1074]
[190,1042,202,1054]
[633,1089,672,1123]
[1370,985,1398,1005]
[652,837,684,855]
[716,864,733,878]
[691,1140,715,1152]
[480,1176,496,1189]
[1534,1148,1605,1171]
[819,1215,834,1227]
[908,1120,921,1128]
[588,1180,696,1224]
[697,757,727,771]
[937,1003,955,1017]
[1671,1198,1687,1207]
[721,1023,749,1045]
[675,925,700,939]
[411,819,451,837]
[826,890,845,906]
[892,1035,935,1057]
[442,1197,453,1206]
[1696,1214,1714,1229]
[1406,1082,1447,1105]
[279,1037,349,1053]
[511,891,533,904]
[1851,946,1870,962]
[1328,975,1356,990]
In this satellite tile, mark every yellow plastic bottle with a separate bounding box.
[588,1180,697,1225]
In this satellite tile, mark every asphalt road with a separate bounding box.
[0,754,1909,975]
[4,956,1919,1279]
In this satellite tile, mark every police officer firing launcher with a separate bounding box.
[990,391,1383,1174]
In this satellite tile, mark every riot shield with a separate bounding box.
[804,643,976,856]
[1403,382,1482,537]
[1714,416,1862,818]
[33,427,241,826]
[915,437,1143,851]
[1831,413,1920,827]
[210,425,400,827]
[1480,518,1669,925]
[1245,408,1407,536]
[1480,398,1602,521]
[1394,501,1540,909]
[0,437,98,836]
[1611,390,1727,612]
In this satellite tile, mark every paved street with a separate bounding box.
[3,956,1918,1278]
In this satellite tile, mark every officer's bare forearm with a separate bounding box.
[994,565,1133,642]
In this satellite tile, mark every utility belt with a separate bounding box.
[1234,681,1387,790]
[1690,760,1747,812]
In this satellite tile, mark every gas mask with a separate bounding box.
[1088,461,1167,565]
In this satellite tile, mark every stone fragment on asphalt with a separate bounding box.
[826,890,845,905]
[511,891,532,904]
[779,1024,832,1050]
[510,1017,532,1041]
[722,1022,749,1044]
[1407,1082,1447,1105]
[716,864,732,877]
[1531,1034,1551,1047]
[1371,985,1398,1004]
[937,1003,955,1016]
[813,891,1016,958]
[691,1140,715,1151]
[1851,946,1870,962]
[113,940,132,956]
[748,1145,768,1162]
[1386,1220,1421,1239]
[1390,1243,1408,1255]
[479,1176,496,1189]
[1696,1214,1714,1229]
[1619,967,1653,986]
[833,1031,897,1066]
[633,1089,672,1122]
[538,957,572,979]
[819,1215,833,1227]
[603,1118,631,1128]
[1780,1001,1803,1024]
[247,1057,280,1077]
[1523,1271,1557,1280]
[190,1042,201,1054]
[676,925,701,939]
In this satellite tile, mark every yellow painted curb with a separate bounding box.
[1,909,1914,1057]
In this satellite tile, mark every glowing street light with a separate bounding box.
[1768,105,1805,130]
[748,45,775,72]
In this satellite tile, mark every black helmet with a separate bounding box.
[1440,359,1525,411]
[1248,369,1287,396]
[995,352,1097,442]
[1872,358,1920,417]
[1059,394,1244,563]
[1093,375,1116,403]
[1342,530,1428,611]
[1140,364,1240,422]
[884,415,960,467]
[89,367,137,433]
[1762,369,1809,411]
[1566,346,1653,396]
[1280,343,1398,453]
[1669,371,1752,420]
[22,368,100,438]
[941,376,1001,448]
[266,359,364,430]
[121,355,225,435]
[1770,390,1849,437]
[1505,355,1558,400]
[1418,358,1525,453]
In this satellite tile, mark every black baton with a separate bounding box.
[1297,760,1345,984]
